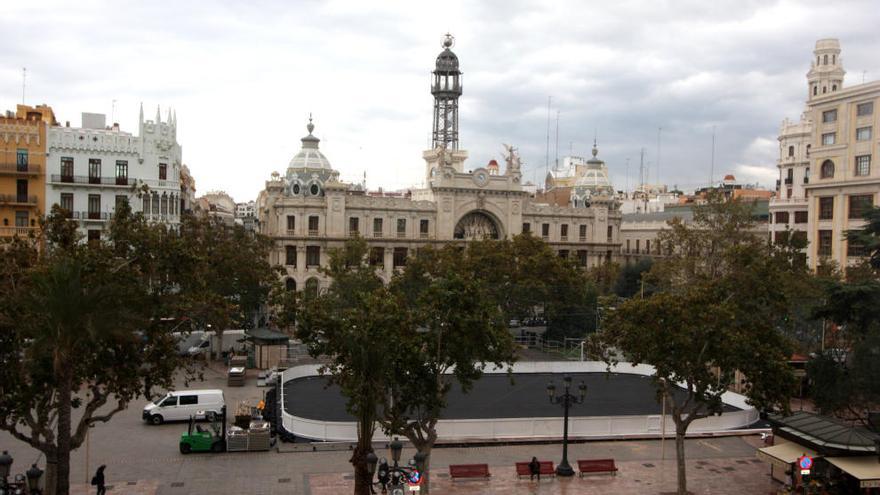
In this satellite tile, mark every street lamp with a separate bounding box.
[547,375,587,476]
[25,464,43,495]
[365,438,421,495]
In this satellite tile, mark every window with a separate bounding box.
[15,211,28,227]
[820,160,835,179]
[794,211,808,224]
[856,127,872,141]
[88,194,101,217]
[152,192,159,214]
[579,224,587,240]
[397,218,406,237]
[823,54,828,65]
[607,225,613,242]
[16,179,27,202]
[848,239,867,257]
[373,218,383,237]
[86,229,100,243]
[306,246,320,267]
[775,212,790,224]
[560,224,568,240]
[60,193,73,216]
[115,160,128,185]
[857,102,874,116]
[115,195,127,211]
[855,155,871,176]
[285,246,297,266]
[541,223,550,239]
[419,219,429,237]
[286,215,296,232]
[88,159,101,184]
[308,215,319,234]
[16,149,28,171]
[774,231,790,244]
[522,222,530,234]
[626,239,630,253]
[792,231,807,246]
[788,146,794,157]
[285,279,296,291]
[819,197,834,220]
[393,247,407,268]
[821,132,836,145]
[349,217,359,236]
[849,195,874,219]
[143,195,150,216]
[158,163,167,180]
[61,157,74,180]
[813,85,817,96]
[160,194,168,215]
[577,250,588,267]
[822,109,837,123]
[558,250,569,259]
[787,188,793,199]
[806,145,811,157]
[635,239,641,253]
[818,230,833,257]
[645,239,651,253]
[369,247,384,267]
[179,395,197,406]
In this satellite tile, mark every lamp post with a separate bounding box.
[547,375,587,477]
[0,451,12,490]
[365,438,422,495]
[25,464,43,495]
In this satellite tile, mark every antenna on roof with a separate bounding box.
[625,157,630,194]
[710,125,716,187]
[111,99,117,124]
[545,96,551,189]
[656,126,662,185]
[21,67,26,105]
[554,110,559,171]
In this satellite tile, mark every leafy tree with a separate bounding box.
[297,238,407,495]
[613,258,653,298]
[0,206,196,495]
[590,196,797,495]
[382,245,516,493]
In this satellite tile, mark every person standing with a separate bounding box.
[91,465,106,495]
[528,456,541,481]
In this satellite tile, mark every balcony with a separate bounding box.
[784,177,793,185]
[579,236,587,242]
[560,235,568,242]
[307,229,319,236]
[0,163,41,175]
[373,231,383,238]
[50,175,131,187]
[419,232,429,239]
[349,230,359,238]
[0,226,38,237]
[396,231,406,238]
[769,197,808,207]
[286,229,296,236]
[804,177,809,184]
[0,194,38,206]
[78,211,110,221]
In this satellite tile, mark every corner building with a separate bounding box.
[257,36,622,292]
[770,39,880,270]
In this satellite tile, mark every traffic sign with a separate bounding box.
[798,454,813,475]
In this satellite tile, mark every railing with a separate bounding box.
[419,232,429,239]
[0,194,38,205]
[396,231,406,238]
[0,163,41,174]
[769,197,808,205]
[560,235,568,242]
[78,211,110,221]
[50,174,131,186]
[286,229,296,235]
[307,229,319,236]
[348,230,359,237]
[804,177,809,184]
[784,177,793,185]
[579,236,587,242]
[0,226,38,237]
[373,231,383,238]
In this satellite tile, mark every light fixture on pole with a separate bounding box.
[0,451,12,489]
[547,375,587,476]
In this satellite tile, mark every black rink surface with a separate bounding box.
[283,372,739,421]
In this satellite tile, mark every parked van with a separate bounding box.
[142,389,225,425]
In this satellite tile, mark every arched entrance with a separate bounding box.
[304,278,320,299]
[285,278,296,291]
[454,211,500,240]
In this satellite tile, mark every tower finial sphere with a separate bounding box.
[307,113,314,134]
[442,33,454,49]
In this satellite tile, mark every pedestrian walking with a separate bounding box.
[91,465,106,495]
[528,456,541,481]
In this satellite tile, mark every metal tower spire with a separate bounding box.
[431,33,462,151]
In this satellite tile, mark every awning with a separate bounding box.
[826,457,880,489]
[757,443,819,472]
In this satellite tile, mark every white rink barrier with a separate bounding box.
[279,361,759,442]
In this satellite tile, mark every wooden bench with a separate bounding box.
[515,461,556,479]
[577,458,618,477]
[449,463,491,481]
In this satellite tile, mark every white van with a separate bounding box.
[142,389,225,425]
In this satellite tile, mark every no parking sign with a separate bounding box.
[798,454,813,476]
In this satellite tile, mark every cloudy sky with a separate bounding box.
[2,0,879,201]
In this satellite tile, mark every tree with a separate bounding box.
[0,206,195,495]
[382,245,516,493]
[297,238,407,495]
[590,196,797,495]
[613,258,653,298]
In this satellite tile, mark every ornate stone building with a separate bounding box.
[256,35,622,292]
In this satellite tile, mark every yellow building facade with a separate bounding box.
[0,104,55,238]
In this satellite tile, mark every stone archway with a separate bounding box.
[454,210,500,240]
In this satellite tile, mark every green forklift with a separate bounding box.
[179,406,227,454]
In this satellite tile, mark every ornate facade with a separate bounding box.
[257,36,622,292]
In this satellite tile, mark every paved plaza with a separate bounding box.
[1,365,780,494]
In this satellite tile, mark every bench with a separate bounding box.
[449,464,491,481]
[577,458,618,477]
[515,461,556,479]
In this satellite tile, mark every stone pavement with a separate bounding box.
[70,480,159,494]
[308,457,776,495]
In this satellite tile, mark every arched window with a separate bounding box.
[806,144,811,157]
[823,54,828,65]
[285,278,296,291]
[820,160,835,179]
[823,86,827,94]
[813,85,817,96]
[788,146,794,157]
[305,278,319,299]
[832,84,837,91]
[832,54,835,64]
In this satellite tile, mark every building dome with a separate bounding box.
[435,34,459,73]
[288,118,333,171]
[571,143,615,207]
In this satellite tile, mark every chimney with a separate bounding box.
[65,121,70,127]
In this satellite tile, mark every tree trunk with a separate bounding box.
[44,451,58,495]
[350,444,372,495]
[56,371,73,495]
[674,428,687,495]
[410,437,435,494]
